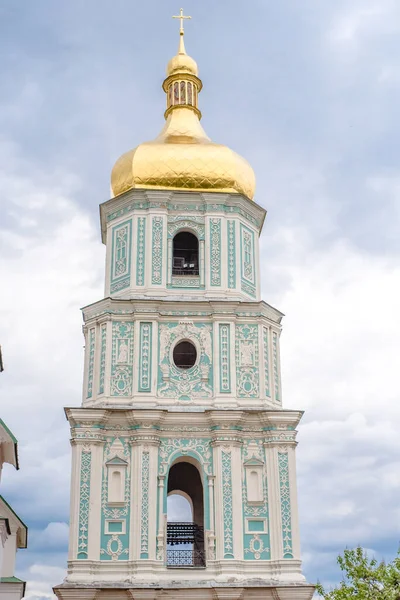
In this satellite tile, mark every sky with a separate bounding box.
[0,0,399,597]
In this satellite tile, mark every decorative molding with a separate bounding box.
[240,223,256,298]
[242,440,270,560]
[209,218,221,286]
[219,324,231,393]
[227,220,236,289]
[263,327,271,398]
[158,321,213,401]
[77,450,91,559]
[100,437,131,561]
[86,328,95,399]
[158,438,213,477]
[138,322,152,392]
[235,324,260,398]
[151,217,163,285]
[170,276,201,289]
[110,219,132,293]
[278,451,293,558]
[110,322,134,397]
[106,200,262,229]
[140,451,150,558]
[98,324,107,395]
[167,215,205,240]
[221,450,234,558]
[136,217,146,286]
[273,332,280,402]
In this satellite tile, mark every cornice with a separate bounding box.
[81,298,283,326]
[99,189,266,244]
[64,407,303,437]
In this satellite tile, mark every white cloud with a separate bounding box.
[0,141,103,595]
[25,564,65,600]
[260,231,400,579]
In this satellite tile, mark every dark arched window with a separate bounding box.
[172,232,199,276]
[167,461,205,567]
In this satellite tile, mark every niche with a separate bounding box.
[106,457,128,505]
[244,458,264,504]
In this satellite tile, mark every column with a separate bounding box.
[200,239,205,286]
[87,440,106,560]
[167,238,173,285]
[212,439,243,565]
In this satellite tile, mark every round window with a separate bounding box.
[173,340,197,369]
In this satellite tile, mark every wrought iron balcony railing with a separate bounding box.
[166,522,206,568]
[167,549,206,568]
[167,522,204,544]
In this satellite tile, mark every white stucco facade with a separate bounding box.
[54,187,315,600]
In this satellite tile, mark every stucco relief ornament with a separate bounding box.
[117,341,129,363]
[100,534,129,561]
[158,321,213,400]
[245,534,269,560]
[240,341,254,366]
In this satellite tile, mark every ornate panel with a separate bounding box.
[240,223,256,298]
[98,324,107,395]
[138,322,152,392]
[140,451,150,558]
[86,328,95,399]
[167,215,205,240]
[158,321,213,401]
[100,437,131,561]
[278,451,293,559]
[209,218,222,286]
[110,219,132,293]
[107,201,262,229]
[219,324,231,393]
[273,332,280,402]
[221,450,234,558]
[227,220,236,289]
[77,450,91,559]
[151,217,163,285]
[171,276,201,288]
[242,440,270,560]
[136,217,146,286]
[110,322,134,397]
[235,324,260,398]
[263,327,271,398]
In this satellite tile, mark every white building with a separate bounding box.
[0,410,28,599]
[55,15,315,600]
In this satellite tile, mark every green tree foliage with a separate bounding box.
[316,546,400,599]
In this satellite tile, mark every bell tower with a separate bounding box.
[54,13,314,600]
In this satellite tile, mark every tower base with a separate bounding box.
[54,581,315,600]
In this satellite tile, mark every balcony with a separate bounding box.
[166,522,206,568]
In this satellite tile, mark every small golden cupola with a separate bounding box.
[111,9,256,200]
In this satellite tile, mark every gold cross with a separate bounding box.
[172,8,191,34]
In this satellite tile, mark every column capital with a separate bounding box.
[71,437,105,447]
[129,435,160,447]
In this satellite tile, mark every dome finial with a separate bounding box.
[172,8,191,55]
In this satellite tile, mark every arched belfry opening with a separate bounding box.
[172,232,199,276]
[167,460,205,567]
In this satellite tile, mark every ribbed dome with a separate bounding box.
[110,27,256,200]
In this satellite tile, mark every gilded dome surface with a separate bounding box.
[111,28,256,200]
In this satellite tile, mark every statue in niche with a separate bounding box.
[240,341,254,366]
[117,340,129,364]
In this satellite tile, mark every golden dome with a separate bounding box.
[111,17,256,201]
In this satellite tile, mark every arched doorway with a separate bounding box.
[172,232,199,276]
[166,460,205,567]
